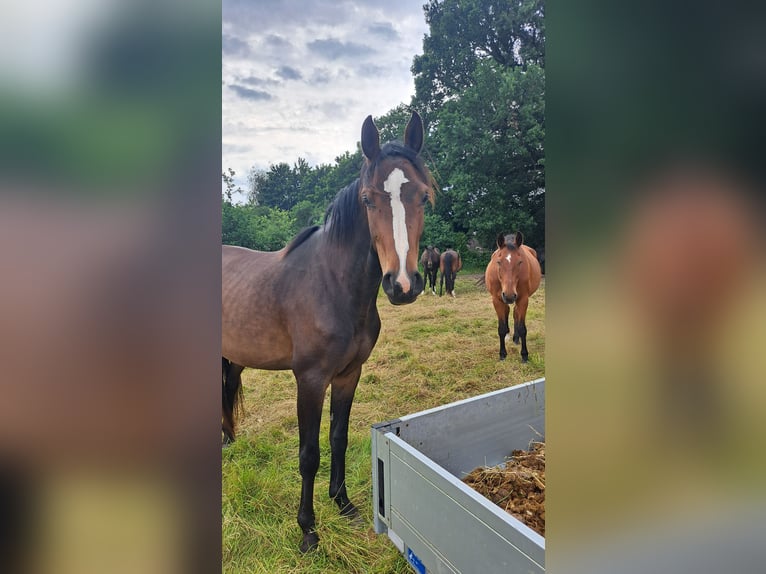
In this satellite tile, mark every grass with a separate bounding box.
[222,274,545,573]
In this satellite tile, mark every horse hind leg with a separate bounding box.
[513,301,530,362]
[519,324,529,362]
[222,358,244,444]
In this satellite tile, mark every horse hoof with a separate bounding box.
[521,356,529,363]
[341,504,365,527]
[300,531,320,553]
[513,335,520,345]
[339,500,358,518]
[499,355,506,361]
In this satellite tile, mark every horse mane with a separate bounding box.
[283,225,320,257]
[323,179,362,245]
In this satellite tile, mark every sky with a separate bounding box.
[222,0,431,197]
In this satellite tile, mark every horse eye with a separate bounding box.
[362,194,372,207]
[421,193,429,205]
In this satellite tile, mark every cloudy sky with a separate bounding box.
[222,0,431,194]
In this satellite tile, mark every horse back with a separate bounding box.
[521,245,542,295]
[222,245,294,369]
[222,243,382,374]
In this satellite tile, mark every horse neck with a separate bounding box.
[323,201,382,301]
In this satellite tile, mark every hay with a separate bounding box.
[463,441,545,536]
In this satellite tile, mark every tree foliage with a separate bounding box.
[222,0,545,261]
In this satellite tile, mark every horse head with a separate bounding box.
[359,112,434,305]
[493,232,529,305]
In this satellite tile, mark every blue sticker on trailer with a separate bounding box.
[407,547,426,574]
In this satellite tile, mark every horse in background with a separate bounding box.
[420,246,440,295]
[222,112,433,552]
[439,249,462,297]
[485,232,541,361]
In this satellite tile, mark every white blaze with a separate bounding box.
[383,168,411,291]
[506,254,512,263]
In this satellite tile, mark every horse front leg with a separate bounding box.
[295,375,328,552]
[514,298,530,362]
[328,366,361,518]
[492,299,510,360]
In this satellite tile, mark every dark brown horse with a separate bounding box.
[439,249,462,297]
[420,245,440,295]
[485,232,541,361]
[222,112,433,552]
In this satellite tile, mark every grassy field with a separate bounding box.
[222,273,545,573]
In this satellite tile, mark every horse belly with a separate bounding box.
[222,331,293,370]
[221,298,294,370]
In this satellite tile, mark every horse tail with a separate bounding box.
[222,357,244,442]
[443,251,455,294]
[439,266,445,296]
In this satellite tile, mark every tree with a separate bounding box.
[411,0,545,250]
[222,167,244,202]
[412,0,545,116]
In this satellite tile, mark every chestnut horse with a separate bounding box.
[420,245,440,295]
[485,232,541,361]
[439,249,462,297]
[222,112,432,552]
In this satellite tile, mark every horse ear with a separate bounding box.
[361,115,380,160]
[496,233,506,249]
[403,111,424,154]
[514,232,524,247]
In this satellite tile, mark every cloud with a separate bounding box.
[264,34,292,49]
[307,38,376,61]
[239,75,278,87]
[275,65,302,81]
[309,100,353,120]
[367,22,400,41]
[307,67,351,86]
[222,33,250,56]
[229,84,273,101]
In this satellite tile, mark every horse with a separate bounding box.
[439,249,462,297]
[420,245,440,295]
[485,232,541,361]
[222,112,433,553]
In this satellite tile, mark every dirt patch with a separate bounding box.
[463,442,545,536]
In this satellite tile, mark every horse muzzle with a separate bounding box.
[502,292,517,305]
[382,271,424,305]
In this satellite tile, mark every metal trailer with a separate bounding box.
[371,378,545,574]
